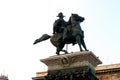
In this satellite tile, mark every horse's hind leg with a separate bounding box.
[62,50,68,54]
[56,45,63,55]
[56,42,66,55]
[56,48,68,55]
[56,48,60,55]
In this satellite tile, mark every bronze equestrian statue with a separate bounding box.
[33,13,88,55]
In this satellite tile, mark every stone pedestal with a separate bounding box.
[41,51,102,80]
[41,51,101,70]
[33,51,102,80]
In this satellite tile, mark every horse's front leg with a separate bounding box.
[75,35,83,51]
[81,39,88,51]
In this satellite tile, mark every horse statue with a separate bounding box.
[33,14,88,55]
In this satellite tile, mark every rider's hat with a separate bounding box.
[57,12,65,17]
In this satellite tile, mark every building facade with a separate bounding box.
[32,72,47,80]
[96,63,120,80]
[0,75,8,80]
[33,63,120,80]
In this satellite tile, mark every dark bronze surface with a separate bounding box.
[34,13,88,55]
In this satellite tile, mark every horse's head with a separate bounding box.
[71,14,85,22]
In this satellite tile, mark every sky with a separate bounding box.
[0,0,120,80]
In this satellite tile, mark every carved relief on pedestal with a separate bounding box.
[60,56,70,67]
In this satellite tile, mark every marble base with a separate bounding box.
[40,51,102,71]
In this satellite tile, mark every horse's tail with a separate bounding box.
[33,34,51,44]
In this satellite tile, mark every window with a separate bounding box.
[112,75,115,80]
[100,76,104,80]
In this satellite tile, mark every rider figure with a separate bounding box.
[53,12,67,34]
[53,12,68,40]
